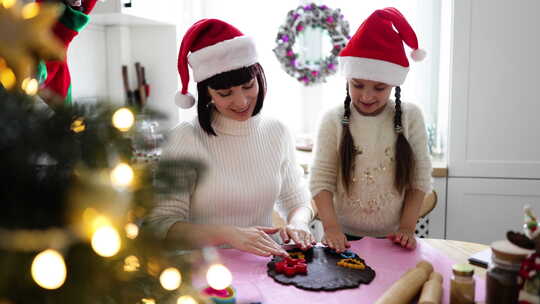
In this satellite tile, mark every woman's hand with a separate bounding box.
[387,228,417,250]
[280,223,316,250]
[322,226,350,253]
[226,226,289,257]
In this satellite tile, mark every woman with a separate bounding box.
[145,19,315,257]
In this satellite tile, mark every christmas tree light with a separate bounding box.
[31,249,67,290]
[206,264,232,290]
[159,267,182,291]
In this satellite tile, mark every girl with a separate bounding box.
[310,8,432,251]
[145,19,315,257]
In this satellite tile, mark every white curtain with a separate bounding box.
[178,0,444,153]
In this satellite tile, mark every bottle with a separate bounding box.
[486,240,531,304]
[450,263,475,304]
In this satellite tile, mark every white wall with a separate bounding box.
[69,24,108,102]
[130,26,180,131]
[197,0,442,137]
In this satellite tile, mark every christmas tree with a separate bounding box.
[0,1,232,303]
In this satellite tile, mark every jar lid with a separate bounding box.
[491,240,533,263]
[452,263,474,276]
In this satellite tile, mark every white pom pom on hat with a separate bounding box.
[175,18,258,108]
[411,48,427,62]
[175,91,196,109]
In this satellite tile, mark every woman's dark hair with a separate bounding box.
[196,63,267,136]
[339,86,415,194]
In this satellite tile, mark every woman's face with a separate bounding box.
[207,78,259,121]
[348,78,393,115]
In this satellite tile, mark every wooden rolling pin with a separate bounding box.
[419,272,443,304]
[375,261,434,304]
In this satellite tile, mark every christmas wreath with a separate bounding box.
[273,3,350,85]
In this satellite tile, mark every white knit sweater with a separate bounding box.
[145,112,312,239]
[310,101,432,237]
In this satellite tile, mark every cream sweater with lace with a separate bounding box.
[310,101,432,237]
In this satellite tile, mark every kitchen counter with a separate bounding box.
[296,150,448,178]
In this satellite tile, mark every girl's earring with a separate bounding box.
[206,101,214,109]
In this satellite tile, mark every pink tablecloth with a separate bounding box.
[212,238,485,304]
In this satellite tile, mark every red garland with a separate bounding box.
[518,252,540,283]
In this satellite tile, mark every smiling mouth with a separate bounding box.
[232,105,250,113]
[360,101,377,107]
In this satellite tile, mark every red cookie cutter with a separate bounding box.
[274,257,307,277]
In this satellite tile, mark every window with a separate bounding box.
[180,0,448,159]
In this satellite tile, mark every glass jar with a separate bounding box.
[131,114,164,164]
[486,240,530,304]
[450,263,475,304]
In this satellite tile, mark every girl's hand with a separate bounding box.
[280,223,316,250]
[226,226,289,257]
[322,227,350,253]
[387,228,417,250]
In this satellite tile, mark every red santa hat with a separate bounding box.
[175,19,258,109]
[338,7,426,86]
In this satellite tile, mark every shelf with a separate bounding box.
[91,0,179,26]
[91,13,174,26]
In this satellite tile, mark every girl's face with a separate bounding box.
[208,78,259,121]
[348,78,393,115]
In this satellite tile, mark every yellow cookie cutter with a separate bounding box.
[337,258,365,270]
[288,251,305,260]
